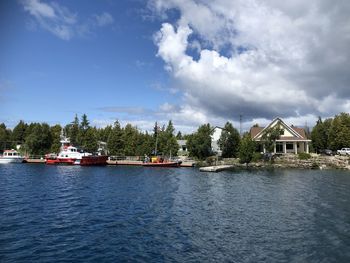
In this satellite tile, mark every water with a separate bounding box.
[1,165,350,262]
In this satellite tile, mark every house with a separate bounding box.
[211,126,224,156]
[177,140,188,156]
[250,117,311,154]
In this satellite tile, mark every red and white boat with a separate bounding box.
[45,136,107,166]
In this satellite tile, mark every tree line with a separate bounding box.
[311,112,350,153]
[1,112,350,159]
[0,114,179,157]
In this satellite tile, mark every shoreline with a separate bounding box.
[200,154,350,171]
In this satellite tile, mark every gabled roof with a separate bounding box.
[250,117,309,141]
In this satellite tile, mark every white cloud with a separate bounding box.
[21,0,114,40]
[149,0,350,128]
[94,12,114,27]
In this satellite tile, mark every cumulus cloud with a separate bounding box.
[21,0,114,40]
[149,0,350,128]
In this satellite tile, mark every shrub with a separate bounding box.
[252,152,263,162]
[298,152,311,160]
[206,156,218,166]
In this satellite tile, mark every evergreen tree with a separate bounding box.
[0,123,11,151]
[50,124,62,153]
[12,120,27,145]
[135,132,154,156]
[311,117,332,152]
[163,120,179,157]
[81,128,98,153]
[66,114,79,145]
[238,134,256,164]
[107,121,124,156]
[187,124,213,159]
[328,113,350,150]
[218,122,241,158]
[123,124,138,156]
[97,125,112,142]
[176,131,183,140]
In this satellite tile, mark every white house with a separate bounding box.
[250,117,311,154]
[211,126,224,156]
[177,140,188,156]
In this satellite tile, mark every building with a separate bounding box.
[211,126,224,156]
[250,117,311,154]
[177,140,188,156]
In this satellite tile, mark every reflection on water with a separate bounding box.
[0,165,350,262]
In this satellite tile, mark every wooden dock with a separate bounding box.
[107,160,143,165]
[24,158,46,163]
[199,165,234,172]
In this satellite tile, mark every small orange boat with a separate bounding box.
[142,157,182,167]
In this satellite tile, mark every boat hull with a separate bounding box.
[0,157,24,164]
[46,156,108,166]
[79,155,108,166]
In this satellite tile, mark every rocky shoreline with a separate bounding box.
[200,154,350,170]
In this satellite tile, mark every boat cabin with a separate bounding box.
[3,150,21,157]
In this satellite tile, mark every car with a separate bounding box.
[337,148,350,155]
[320,149,334,156]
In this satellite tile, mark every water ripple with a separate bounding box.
[1,165,350,262]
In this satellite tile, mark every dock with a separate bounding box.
[107,160,143,165]
[199,165,234,172]
[23,158,46,163]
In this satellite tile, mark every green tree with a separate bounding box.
[260,124,284,153]
[80,114,89,131]
[77,114,91,147]
[135,132,154,156]
[123,124,138,156]
[96,125,112,142]
[65,114,79,145]
[0,123,11,151]
[187,124,213,159]
[311,117,332,153]
[163,120,179,157]
[50,124,62,153]
[107,121,124,156]
[238,134,256,164]
[328,113,350,150]
[24,123,52,155]
[81,128,98,153]
[218,122,241,158]
[12,120,27,146]
[176,131,183,140]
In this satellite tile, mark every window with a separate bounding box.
[286,143,294,150]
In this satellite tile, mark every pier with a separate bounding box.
[199,165,234,172]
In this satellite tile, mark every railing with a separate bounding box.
[108,156,143,161]
[24,155,45,160]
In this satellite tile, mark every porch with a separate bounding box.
[260,141,310,154]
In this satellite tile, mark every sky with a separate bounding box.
[1,0,350,133]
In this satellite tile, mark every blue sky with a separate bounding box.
[1,0,350,132]
[0,0,179,130]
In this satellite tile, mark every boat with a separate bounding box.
[142,156,182,167]
[0,149,25,163]
[45,135,107,166]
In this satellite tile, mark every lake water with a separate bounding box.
[0,164,350,262]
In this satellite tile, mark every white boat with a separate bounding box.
[0,150,25,163]
[45,135,107,165]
